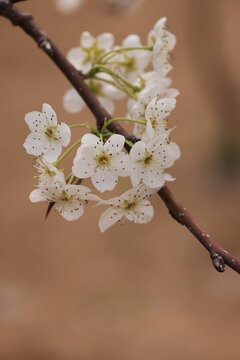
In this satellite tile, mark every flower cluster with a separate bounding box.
[24,18,180,232]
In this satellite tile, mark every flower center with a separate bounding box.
[82,41,105,65]
[123,200,136,210]
[96,151,111,167]
[138,151,153,166]
[45,125,59,140]
[60,190,70,202]
[88,79,103,96]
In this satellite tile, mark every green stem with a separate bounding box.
[54,138,82,167]
[102,132,115,138]
[68,174,75,184]
[101,117,146,134]
[98,45,153,64]
[125,139,134,148]
[92,75,134,98]
[86,65,141,93]
[69,123,99,135]
[118,176,126,192]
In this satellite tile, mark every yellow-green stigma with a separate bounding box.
[138,151,154,166]
[123,199,136,210]
[44,125,59,140]
[119,55,136,75]
[60,189,70,202]
[82,41,105,65]
[96,151,111,167]
[88,79,103,96]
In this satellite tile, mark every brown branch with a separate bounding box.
[0,0,239,274]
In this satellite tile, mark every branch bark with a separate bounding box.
[0,0,239,274]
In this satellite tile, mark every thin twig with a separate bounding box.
[0,0,239,274]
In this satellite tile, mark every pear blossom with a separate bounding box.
[126,71,179,137]
[148,17,176,76]
[143,96,176,135]
[30,177,100,221]
[129,130,180,188]
[34,156,65,187]
[23,104,71,162]
[63,74,124,115]
[131,94,177,139]
[111,34,150,82]
[54,0,84,14]
[67,31,114,73]
[98,184,158,232]
[72,134,129,193]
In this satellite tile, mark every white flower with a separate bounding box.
[129,130,180,188]
[67,31,114,73]
[110,34,150,82]
[23,103,71,162]
[98,184,157,232]
[54,0,84,14]
[143,96,176,135]
[30,177,100,221]
[148,17,176,76]
[34,156,65,187]
[131,94,177,139]
[72,134,129,193]
[63,74,124,115]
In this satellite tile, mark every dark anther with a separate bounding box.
[210,253,225,273]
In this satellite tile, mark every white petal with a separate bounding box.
[155,97,176,119]
[162,88,180,98]
[25,111,47,131]
[136,51,150,70]
[130,141,146,161]
[141,120,154,143]
[65,184,101,202]
[72,149,95,178]
[142,166,165,188]
[154,17,167,37]
[55,0,84,14]
[42,103,57,126]
[104,134,125,155]
[110,152,129,177]
[133,200,154,223]
[23,133,49,156]
[133,123,145,138]
[55,199,84,221]
[63,88,85,113]
[67,47,87,71]
[57,122,71,146]
[122,34,141,47]
[164,31,176,51]
[81,31,94,48]
[164,173,175,182]
[81,133,102,147]
[163,141,181,168]
[91,168,118,193]
[146,132,168,153]
[43,141,62,162]
[129,163,142,187]
[97,33,114,50]
[97,96,115,115]
[29,189,46,203]
[102,82,125,100]
[98,207,123,232]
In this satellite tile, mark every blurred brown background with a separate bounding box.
[0,0,240,359]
